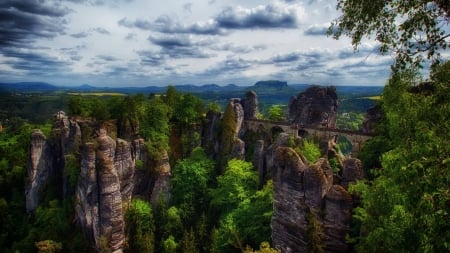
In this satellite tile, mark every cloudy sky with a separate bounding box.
[0,0,397,87]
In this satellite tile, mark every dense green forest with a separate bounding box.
[1,0,448,247]
[1,60,450,252]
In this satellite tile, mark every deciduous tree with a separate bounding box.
[329,0,450,68]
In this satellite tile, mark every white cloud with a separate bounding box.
[0,0,407,86]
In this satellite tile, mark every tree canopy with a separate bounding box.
[329,0,450,68]
[350,61,450,252]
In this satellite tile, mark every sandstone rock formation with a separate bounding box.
[27,111,166,252]
[341,158,364,189]
[272,145,361,253]
[361,105,383,134]
[230,98,244,136]
[26,129,52,212]
[230,138,246,160]
[241,90,259,120]
[150,150,171,206]
[202,110,222,158]
[75,143,100,248]
[288,86,338,128]
[96,129,125,252]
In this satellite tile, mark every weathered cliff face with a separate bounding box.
[271,144,362,253]
[288,86,338,128]
[75,143,99,248]
[75,129,146,252]
[361,105,383,134]
[27,111,171,252]
[230,98,245,136]
[201,110,222,158]
[26,129,52,212]
[241,90,259,120]
[115,138,135,205]
[96,129,125,252]
[150,150,171,206]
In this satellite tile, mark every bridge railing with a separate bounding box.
[244,119,375,137]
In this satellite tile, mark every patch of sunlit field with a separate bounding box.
[68,92,126,96]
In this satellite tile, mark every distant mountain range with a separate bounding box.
[0,80,383,96]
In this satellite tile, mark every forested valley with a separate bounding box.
[2,1,450,251]
[0,61,449,253]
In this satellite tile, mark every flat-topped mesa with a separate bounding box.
[288,86,338,128]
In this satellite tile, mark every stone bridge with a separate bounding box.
[243,119,374,153]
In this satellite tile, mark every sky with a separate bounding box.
[0,0,399,87]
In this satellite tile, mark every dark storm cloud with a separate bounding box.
[67,0,134,6]
[153,15,225,35]
[71,27,110,38]
[0,0,70,47]
[125,33,136,40]
[71,31,90,38]
[304,24,328,36]
[270,52,301,63]
[210,43,266,54]
[2,48,70,73]
[148,34,213,59]
[138,50,166,66]
[203,57,252,77]
[215,5,298,29]
[118,3,299,36]
[119,16,225,35]
[118,18,152,30]
[93,27,110,35]
[97,55,117,61]
[60,45,85,61]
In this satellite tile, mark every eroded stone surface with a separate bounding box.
[288,86,338,128]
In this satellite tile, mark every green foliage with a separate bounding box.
[179,228,197,253]
[35,240,63,253]
[64,155,79,189]
[336,112,364,130]
[329,0,450,68]
[210,159,258,213]
[171,147,215,225]
[267,105,284,121]
[298,139,321,163]
[163,235,178,253]
[220,102,237,159]
[211,160,273,252]
[125,198,155,253]
[173,93,204,125]
[244,242,280,253]
[307,209,324,253]
[351,62,450,252]
[329,157,341,174]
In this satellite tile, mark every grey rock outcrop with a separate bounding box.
[202,110,222,157]
[241,90,259,120]
[323,185,353,252]
[361,105,383,134]
[341,158,364,189]
[230,138,246,160]
[75,143,100,248]
[96,129,125,252]
[272,145,360,253]
[288,86,338,128]
[253,140,265,184]
[230,98,244,136]
[115,138,135,204]
[26,129,52,212]
[150,150,171,206]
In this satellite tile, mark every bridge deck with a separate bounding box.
[244,119,375,137]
